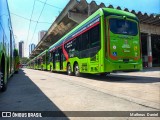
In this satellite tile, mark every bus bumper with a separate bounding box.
[104,61,143,72]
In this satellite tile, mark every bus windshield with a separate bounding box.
[109,18,138,36]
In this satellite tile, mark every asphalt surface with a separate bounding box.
[0,68,159,120]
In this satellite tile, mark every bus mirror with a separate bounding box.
[123,16,126,20]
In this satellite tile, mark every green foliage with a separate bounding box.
[20,57,30,64]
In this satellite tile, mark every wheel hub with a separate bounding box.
[68,66,71,74]
[75,66,79,74]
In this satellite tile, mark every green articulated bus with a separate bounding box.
[28,58,35,69]
[32,57,37,69]
[28,8,142,76]
[35,50,48,70]
[0,0,18,91]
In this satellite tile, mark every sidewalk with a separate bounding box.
[114,67,160,78]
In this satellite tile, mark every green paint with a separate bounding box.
[28,8,142,74]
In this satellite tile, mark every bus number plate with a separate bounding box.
[123,59,129,63]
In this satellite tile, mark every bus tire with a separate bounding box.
[0,72,7,92]
[100,73,106,77]
[100,72,110,77]
[0,57,7,92]
[67,64,73,76]
[15,71,18,74]
[50,66,52,72]
[74,63,80,77]
[1,81,7,92]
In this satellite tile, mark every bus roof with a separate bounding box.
[48,8,138,51]
[102,8,138,20]
[48,8,103,51]
[36,50,47,58]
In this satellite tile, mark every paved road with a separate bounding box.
[0,68,159,120]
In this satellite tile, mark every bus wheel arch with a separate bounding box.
[0,54,7,92]
[73,61,80,77]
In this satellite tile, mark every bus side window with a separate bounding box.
[55,49,59,62]
[49,52,52,62]
[62,54,66,61]
[75,36,81,51]
[72,39,76,50]
[89,25,100,48]
[81,31,89,50]
[43,55,45,63]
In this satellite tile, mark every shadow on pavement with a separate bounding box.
[81,73,160,84]
[142,67,160,72]
[0,69,69,119]
[48,70,160,84]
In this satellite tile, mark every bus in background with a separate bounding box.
[28,59,35,69]
[36,50,48,70]
[28,8,142,76]
[0,0,16,91]
[47,8,142,76]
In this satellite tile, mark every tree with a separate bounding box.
[20,57,30,64]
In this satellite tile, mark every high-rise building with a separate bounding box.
[38,30,47,42]
[19,41,24,58]
[15,43,17,49]
[29,43,36,55]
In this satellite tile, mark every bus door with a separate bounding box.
[59,48,63,70]
[52,52,56,69]
[89,24,101,72]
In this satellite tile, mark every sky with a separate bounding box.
[8,0,160,57]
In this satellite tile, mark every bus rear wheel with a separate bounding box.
[67,64,72,76]
[74,63,80,77]
[41,66,44,71]
[50,66,52,72]
[0,63,7,92]
[0,74,7,92]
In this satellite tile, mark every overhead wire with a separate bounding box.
[17,0,157,57]
[12,0,64,57]
[25,0,36,50]
[29,0,48,46]
[36,0,62,10]
[11,12,52,24]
